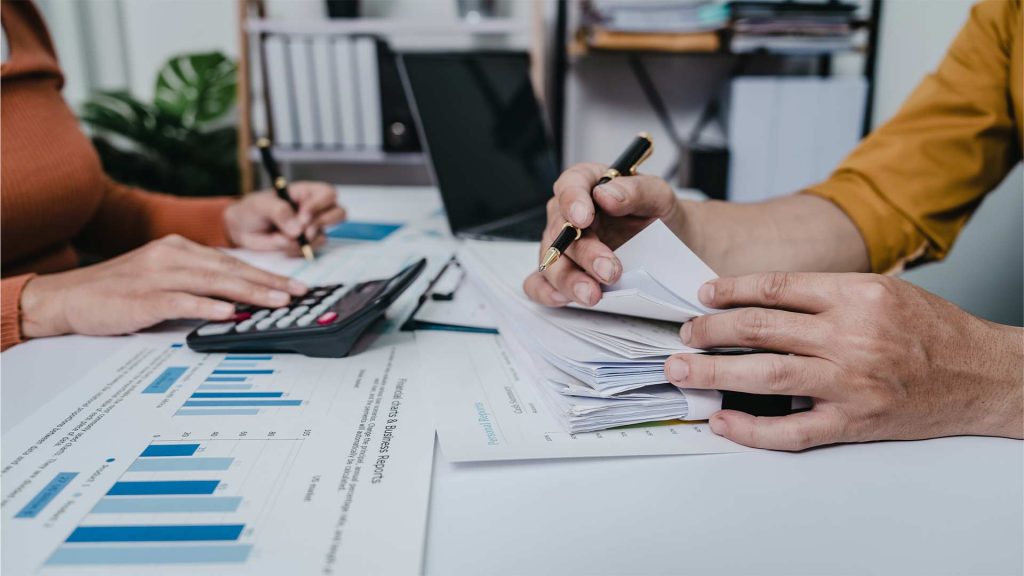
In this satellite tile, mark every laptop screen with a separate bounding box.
[400,52,558,233]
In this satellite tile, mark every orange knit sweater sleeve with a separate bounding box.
[73,177,236,257]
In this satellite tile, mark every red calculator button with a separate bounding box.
[316,311,338,325]
[231,311,252,322]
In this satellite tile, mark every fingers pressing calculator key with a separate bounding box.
[187,259,427,358]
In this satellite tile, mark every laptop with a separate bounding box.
[398,52,557,241]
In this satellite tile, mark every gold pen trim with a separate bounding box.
[274,176,288,190]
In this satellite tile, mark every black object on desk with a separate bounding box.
[256,138,315,262]
[187,259,426,358]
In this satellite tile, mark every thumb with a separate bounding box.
[267,198,304,238]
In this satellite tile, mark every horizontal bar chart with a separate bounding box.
[191,392,283,399]
[91,496,242,514]
[108,480,219,496]
[225,355,272,361]
[66,524,244,542]
[140,444,199,458]
[176,408,260,416]
[205,376,248,382]
[183,400,302,408]
[128,457,233,473]
[46,545,253,565]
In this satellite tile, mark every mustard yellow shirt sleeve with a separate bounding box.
[805,0,1022,274]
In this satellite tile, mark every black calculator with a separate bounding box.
[187,259,426,358]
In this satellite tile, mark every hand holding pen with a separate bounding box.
[256,138,317,262]
[525,133,682,309]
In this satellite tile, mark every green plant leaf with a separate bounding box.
[154,52,237,129]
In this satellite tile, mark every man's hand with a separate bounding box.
[663,272,1024,450]
[224,181,346,255]
[523,163,682,308]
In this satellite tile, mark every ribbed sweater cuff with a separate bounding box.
[2,273,36,351]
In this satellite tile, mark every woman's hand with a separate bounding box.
[523,163,683,308]
[19,235,309,339]
[224,181,347,255]
[664,271,1024,450]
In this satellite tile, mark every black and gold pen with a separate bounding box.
[256,138,315,262]
[538,132,653,272]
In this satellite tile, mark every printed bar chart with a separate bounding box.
[66,524,244,542]
[46,545,253,565]
[127,457,234,472]
[176,354,306,418]
[107,480,220,496]
[92,497,242,514]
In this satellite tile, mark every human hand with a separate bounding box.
[523,162,681,308]
[663,272,1024,450]
[19,235,309,339]
[224,181,346,255]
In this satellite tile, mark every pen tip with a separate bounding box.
[301,245,315,262]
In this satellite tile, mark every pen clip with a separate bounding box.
[629,140,654,175]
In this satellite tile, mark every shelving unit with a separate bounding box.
[549,0,884,195]
[235,0,537,191]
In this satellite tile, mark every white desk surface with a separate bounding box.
[2,186,1022,576]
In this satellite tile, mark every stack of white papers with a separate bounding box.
[460,220,725,433]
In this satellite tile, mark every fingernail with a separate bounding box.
[288,279,308,294]
[573,282,593,305]
[597,184,624,201]
[667,358,689,382]
[550,291,570,304]
[213,302,235,317]
[593,257,614,282]
[569,201,589,227]
[269,290,290,306]
[710,415,728,435]
[699,282,715,305]
[679,322,693,345]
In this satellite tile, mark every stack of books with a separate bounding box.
[728,0,861,54]
[579,0,728,53]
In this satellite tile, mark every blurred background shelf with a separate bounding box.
[246,18,531,37]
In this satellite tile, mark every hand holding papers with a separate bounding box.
[574,218,718,323]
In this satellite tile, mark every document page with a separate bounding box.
[1,335,434,574]
[418,331,749,462]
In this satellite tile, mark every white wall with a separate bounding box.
[874,0,1022,326]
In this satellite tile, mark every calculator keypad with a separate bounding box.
[193,283,385,338]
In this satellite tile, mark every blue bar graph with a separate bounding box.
[128,457,233,472]
[66,524,244,542]
[191,392,283,399]
[15,472,78,519]
[92,496,242,514]
[212,369,274,375]
[183,400,302,408]
[108,480,218,496]
[225,355,272,361]
[219,362,258,368]
[140,444,199,457]
[198,383,254,391]
[47,545,252,565]
[176,408,260,416]
[206,376,248,382]
[142,367,187,394]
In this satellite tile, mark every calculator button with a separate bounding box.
[269,307,290,320]
[316,311,339,325]
[299,298,318,306]
[231,311,252,322]
[289,305,309,317]
[197,322,235,336]
[255,317,276,331]
[275,315,297,329]
[296,314,316,327]
[235,319,256,332]
[310,304,329,317]
[251,309,270,321]
[312,290,328,297]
